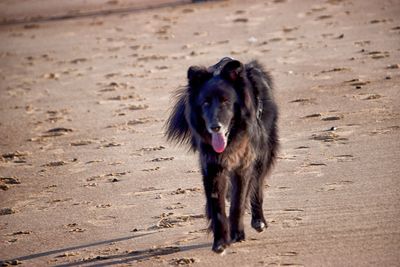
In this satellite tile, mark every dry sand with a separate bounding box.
[1,0,399,266]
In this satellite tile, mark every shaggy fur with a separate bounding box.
[165,58,279,253]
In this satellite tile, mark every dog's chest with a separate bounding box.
[221,135,255,171]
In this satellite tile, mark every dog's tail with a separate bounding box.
[165,88,193,147]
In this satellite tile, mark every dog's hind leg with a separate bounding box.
[202,163,230,253]
[229,171,250,242]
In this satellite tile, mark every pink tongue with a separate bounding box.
[211,132,227,153]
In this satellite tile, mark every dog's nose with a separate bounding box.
[210,125,221,133]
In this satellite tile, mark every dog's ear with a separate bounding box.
[187,66,211,88]
[222,60,255,118]
[220,60,244,82]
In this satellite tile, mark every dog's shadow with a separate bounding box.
[6,232,210,267]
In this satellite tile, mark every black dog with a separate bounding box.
[165,58,278,253]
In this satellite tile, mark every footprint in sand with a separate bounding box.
[289,98,316,105]
[362,94,382,100]
[275,208,304,228]
[24,105,40,115]
[150,157,174,162]
[113,104,149,117]
[83,182,98,188]
[70,140,94,146]
[69,227,86,233]
[310,131,348,144]
[1,151,30,165]
[318,180,354,192]
[316,14,332,21]
[86,171,129,185]
[386,64,399,69]
[0,207,17,216]
[107,94,144,101]
[0,177,21,190]
[70,58,88,64]
[321,115,343,121]
[128,117,160,125]
[45,109,70,123]
[7,230,32,244]
[47,198,73,205]
[169,257,198,265]
[106,122,138,132]
[42,160,68,167]
[320,67,349,74]
[0,260,23,266]
[104,72,121,79]
[55,251,80,259]
[138,146,166,153]
[95,204,112,209]
[165,202,186,210]
[366,50,390,60]
[137,54,168,62]
[155,25,173,40]
[98,141,122,148]
[369,125,400,136]
[141,167,160,172]
[42,72,60,80]
[343,78,371,89]
[295,146,310,150]
[332,154,354,162]
[302,162,327,167]
[170,187,202,195]
[277,154,297,161]
[41,127,74,138]
[125,104,149,111]
[132,187,165,197]
[151,213,205,230]
[302,113,322,119]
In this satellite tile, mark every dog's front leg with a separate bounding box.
[202,163,229,253]
[230,171,250,242]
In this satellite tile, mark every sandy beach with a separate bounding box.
[1,0,399,266]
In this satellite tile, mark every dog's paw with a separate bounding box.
[212,239,229,254]
[230,230,245,243]
[251,218,268,232]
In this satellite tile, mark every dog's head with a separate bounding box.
[187,59,254,153]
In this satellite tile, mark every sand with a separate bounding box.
[0,0,399,266]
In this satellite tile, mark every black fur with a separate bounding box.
[165,58,279,253]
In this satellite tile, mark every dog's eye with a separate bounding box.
[202,101,210,107]
[220,97,229,104]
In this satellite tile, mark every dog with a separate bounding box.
[165,57,278,253]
